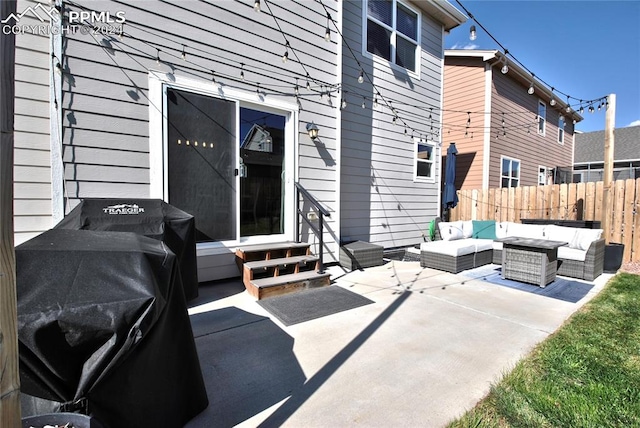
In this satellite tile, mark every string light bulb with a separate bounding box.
[282,43,289,63]
[361,97,366,109]
[527,78,535,95]
[156,49,160,65]
[341,98,347,109]
[254,0,260,12]
[325,13,331,42]
[373,95,379,109]
[500,56,508,74]
[358,70,364,84]
[181,44,186,60]
[306,74,311,91]
[240,63,245,81]
[469,25,477,41]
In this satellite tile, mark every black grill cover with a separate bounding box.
[54,198,199,301]
[17,229,208,428]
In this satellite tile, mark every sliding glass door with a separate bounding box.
[165,87,290,243]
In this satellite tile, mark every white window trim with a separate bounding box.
[148,71,298,252]
[538,165,552,185]
[500,155,520,188]
[558,115,565,144]
[362,0,422,78]
[537,100,546,136]
[414,138,436,182]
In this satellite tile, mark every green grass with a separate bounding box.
[448,273,640,428]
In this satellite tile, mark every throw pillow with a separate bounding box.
[571,229,603,251]
[438,221,465,241]
[472,220,497,239]
[461,220,474,238]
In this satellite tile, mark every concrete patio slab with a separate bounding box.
[186,261,613,427]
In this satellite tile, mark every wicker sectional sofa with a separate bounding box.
[419,220,605,281]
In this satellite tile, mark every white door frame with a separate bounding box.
[148,71,298,251]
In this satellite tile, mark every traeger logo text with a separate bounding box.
[103,204,145,215]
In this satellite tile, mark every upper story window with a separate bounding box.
[365,0,420,73]
[501,157,520,188]
[415,139,435,180]
[537,100,546,136]
[558,115,565,144]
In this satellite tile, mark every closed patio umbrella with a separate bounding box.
[443,142,459,215]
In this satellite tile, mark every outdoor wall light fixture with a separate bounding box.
[306,122,319,140]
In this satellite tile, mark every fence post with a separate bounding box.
[602,94,616,244]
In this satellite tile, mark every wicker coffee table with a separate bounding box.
[496,237,567,287]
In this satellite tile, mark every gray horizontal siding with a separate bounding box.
[340,0,446,250]
[60,0,340,268]
[13,0,53,245]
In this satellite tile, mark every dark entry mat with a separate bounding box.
[258,286,374,326]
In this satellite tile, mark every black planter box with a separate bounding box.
[604,243,624,273]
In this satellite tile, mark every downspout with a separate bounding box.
[335,0,343,253]
[437,27,445,215]
[482,61,493,189]
[50,0,64,222]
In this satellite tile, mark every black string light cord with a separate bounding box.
[59,0,597,139]
[454,0,609,112]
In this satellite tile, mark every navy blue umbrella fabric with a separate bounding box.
[443,143,459,209]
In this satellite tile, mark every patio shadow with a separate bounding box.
[186,307,306,427]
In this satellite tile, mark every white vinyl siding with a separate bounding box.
[342,1,444,248]
[13,0,54,245]
[52,0,340,280]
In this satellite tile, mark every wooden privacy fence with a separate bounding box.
[450,178,640,263]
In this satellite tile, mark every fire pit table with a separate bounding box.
[496,237,568,287]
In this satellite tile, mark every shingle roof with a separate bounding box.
[574,126,640,163]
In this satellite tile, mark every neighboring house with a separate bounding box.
[11,0,465,281]
[443,50,583,190]
[573,126,640,182]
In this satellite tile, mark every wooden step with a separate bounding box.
[238,242,311,255]
[243,255,319,285]
[243,255,319,270]
[248,270,331,300]
[235,242,311,271]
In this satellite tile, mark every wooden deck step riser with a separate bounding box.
[242,256,320,284]
[248,275,331,300]
[236,242,330,300]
